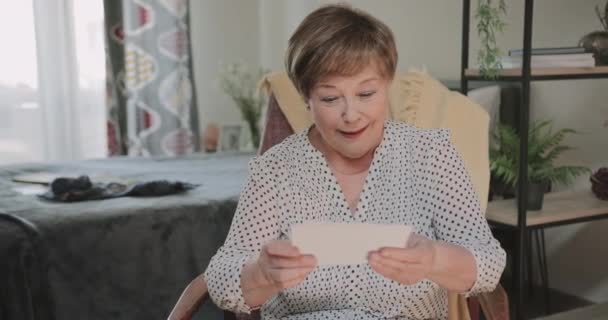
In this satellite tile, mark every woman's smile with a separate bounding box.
[339,125,368,140]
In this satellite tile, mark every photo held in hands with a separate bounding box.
[290,223,413,266]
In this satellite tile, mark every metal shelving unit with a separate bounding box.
[460,1,608,319]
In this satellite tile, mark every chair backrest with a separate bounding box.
[258,94,295,155]
[260,71,490,213]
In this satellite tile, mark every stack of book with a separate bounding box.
[500,47,595,68]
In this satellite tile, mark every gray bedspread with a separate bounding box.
[0,152,254,320]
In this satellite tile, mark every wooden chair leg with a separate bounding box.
[478,285,510,320]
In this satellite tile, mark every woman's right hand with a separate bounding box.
[241,240,317,309]
[256,240,317,290]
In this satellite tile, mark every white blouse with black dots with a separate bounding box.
[204,120,506,320]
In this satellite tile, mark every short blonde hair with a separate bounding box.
[286,4,398,100]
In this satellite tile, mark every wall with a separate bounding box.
[189,0,260,146]
[192,0,608,302]
[257,0,466,77]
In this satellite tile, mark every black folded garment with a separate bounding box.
[39,175,199,202]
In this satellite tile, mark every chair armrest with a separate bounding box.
[168,274,208,320]
[478,284,510,320]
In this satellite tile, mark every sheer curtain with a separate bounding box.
[0,0,106,165]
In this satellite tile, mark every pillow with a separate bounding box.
[467,85,501,137]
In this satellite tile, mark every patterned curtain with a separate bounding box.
[104,0,200,156]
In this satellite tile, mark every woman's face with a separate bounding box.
[308,65,390,159]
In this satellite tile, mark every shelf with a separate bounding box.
[486,190,608,229]
[464,66,608,81]
[459,1,608,317]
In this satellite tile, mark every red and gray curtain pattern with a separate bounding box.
[104,0,200,156]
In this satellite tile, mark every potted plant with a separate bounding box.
[579,1,608,66]
[218,62,269,149]
[490,120,590,210]
[476,0,507,79]
[591,167,608,200]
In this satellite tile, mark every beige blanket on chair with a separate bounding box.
[261,71,491,320]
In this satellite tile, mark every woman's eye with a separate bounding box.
[359,91,376,98]
[321,96,338,103]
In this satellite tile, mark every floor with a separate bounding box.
[491,224,596,320]
[500,276,594,319]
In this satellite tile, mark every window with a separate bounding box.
[0,0,106,165]
[0,0,42,164]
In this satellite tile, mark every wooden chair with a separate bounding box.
[169,71,509,320]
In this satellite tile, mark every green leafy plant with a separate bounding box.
[475,0,507,79]
[490,120,590,188]
[596,0,608,31]
[218,62,269,148]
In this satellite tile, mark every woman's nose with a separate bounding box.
[342,99,361,123]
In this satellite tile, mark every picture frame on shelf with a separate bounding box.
[219,124,242,152]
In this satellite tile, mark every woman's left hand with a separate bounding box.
[368,233,437,285]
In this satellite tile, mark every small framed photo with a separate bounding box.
[219,124,242,152]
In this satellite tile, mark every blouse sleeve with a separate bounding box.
[203,155,282,313]
[425,129,506,297]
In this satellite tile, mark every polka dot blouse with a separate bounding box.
[204,120,506,319]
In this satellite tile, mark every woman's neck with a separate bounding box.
[309,127,375,175]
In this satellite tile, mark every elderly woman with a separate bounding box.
[204,4,506,319]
